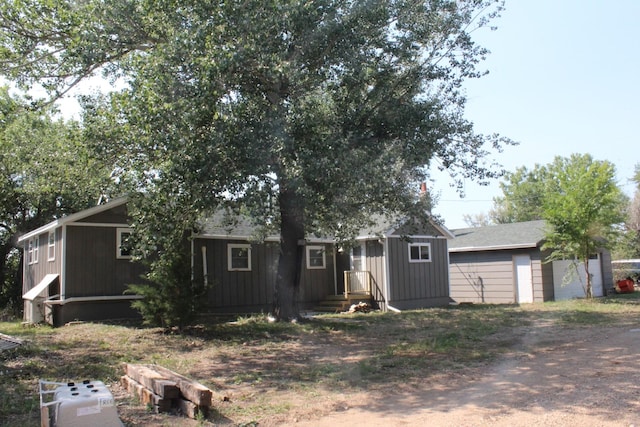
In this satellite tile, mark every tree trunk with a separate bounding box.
[272,184,305,321]
[583,257,593,299]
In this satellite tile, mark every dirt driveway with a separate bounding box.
[285,321,640,427]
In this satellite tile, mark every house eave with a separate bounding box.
[195,233,335,244]
[17,196,129,244]
[449,242,541,253]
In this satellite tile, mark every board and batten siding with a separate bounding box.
[193,238,335,313]
[64,225,146,298]
[364,240,386,309]
[385,236,450,309]
[22,228,63,296]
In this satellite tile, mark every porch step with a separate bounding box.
[313,295,372,313]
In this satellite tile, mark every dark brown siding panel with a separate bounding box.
[23,229,63,295]
[81,204,129,224]
[65,226,146,298]
[194,239,336,313]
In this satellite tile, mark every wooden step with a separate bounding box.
[313,295,372,313]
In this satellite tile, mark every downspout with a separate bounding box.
[332,245,337,296]
[61,225,67,300]
[190,237,194,282]
[201,245,208,288]
[383,237,401,312]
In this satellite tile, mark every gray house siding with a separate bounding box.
[193,238,336,313]
[64,225,145,298]
[21,200,145,326]
[22,229,62,297]
[385,237,450,309]
[364,240,386,309]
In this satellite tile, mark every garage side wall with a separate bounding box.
[450,248,550,304]
[450,251,515,304]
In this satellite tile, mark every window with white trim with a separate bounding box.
[27,236,40,264]
[228,244,251,271]
[47,231,55,261]
[116,228,133,259]
[306,246,326,269]
[408,243,431,262]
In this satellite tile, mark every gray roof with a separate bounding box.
[448,220,547,252]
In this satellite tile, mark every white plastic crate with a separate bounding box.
[40,380,123,427]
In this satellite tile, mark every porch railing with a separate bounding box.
[343,270,372,298]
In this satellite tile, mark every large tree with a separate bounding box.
[1,0,512,320]
[490,164,549,224]
[541,154,626,298]
[0,87,113,308]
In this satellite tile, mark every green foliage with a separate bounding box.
[490,164,549,223]
[0,87,113,308]
[541,154,626,297]
[615,163,640,259]
[126,192,209,329]
[1,0,513,319]
[128,243,207,329]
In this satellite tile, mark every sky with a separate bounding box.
[429,0,640,229]
[49,1,639,230]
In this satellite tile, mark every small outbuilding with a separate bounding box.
[448,220,614,304]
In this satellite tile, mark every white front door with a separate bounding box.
[349,244,367,293]
[514,255,534,303]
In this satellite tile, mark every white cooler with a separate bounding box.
[40,380,123,427]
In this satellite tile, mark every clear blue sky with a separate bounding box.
[430,0,639,229]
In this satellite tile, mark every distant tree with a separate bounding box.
[614,164,640,259]
[489,164,548,224]
[0,87,113,309]
[541,154,626,298]
[1,0,513,321]
[462,212,492,228]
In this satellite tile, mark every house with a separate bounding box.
[19,198,454,325]
[448,220,614,304]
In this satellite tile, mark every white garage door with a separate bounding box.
[553,256,603,300]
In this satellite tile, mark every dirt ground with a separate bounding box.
[116,319,640,426]
[285,321,640,427]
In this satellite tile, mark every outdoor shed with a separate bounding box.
[448,220,614,304]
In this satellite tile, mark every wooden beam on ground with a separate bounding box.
[124,363,180,399]
[147,364,213,407]
[120,375,172,413]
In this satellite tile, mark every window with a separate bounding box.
[27,237,39,265]
[408,243,431,263]
[306,246,326,269]
[228,244,251,271]
[117,228,133,259]
[47,231,56,261]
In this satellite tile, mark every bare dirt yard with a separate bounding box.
[286,321,640,427]
[115,307,640,427]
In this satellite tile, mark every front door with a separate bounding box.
[349,244,367,293]
[514,254,533,303]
